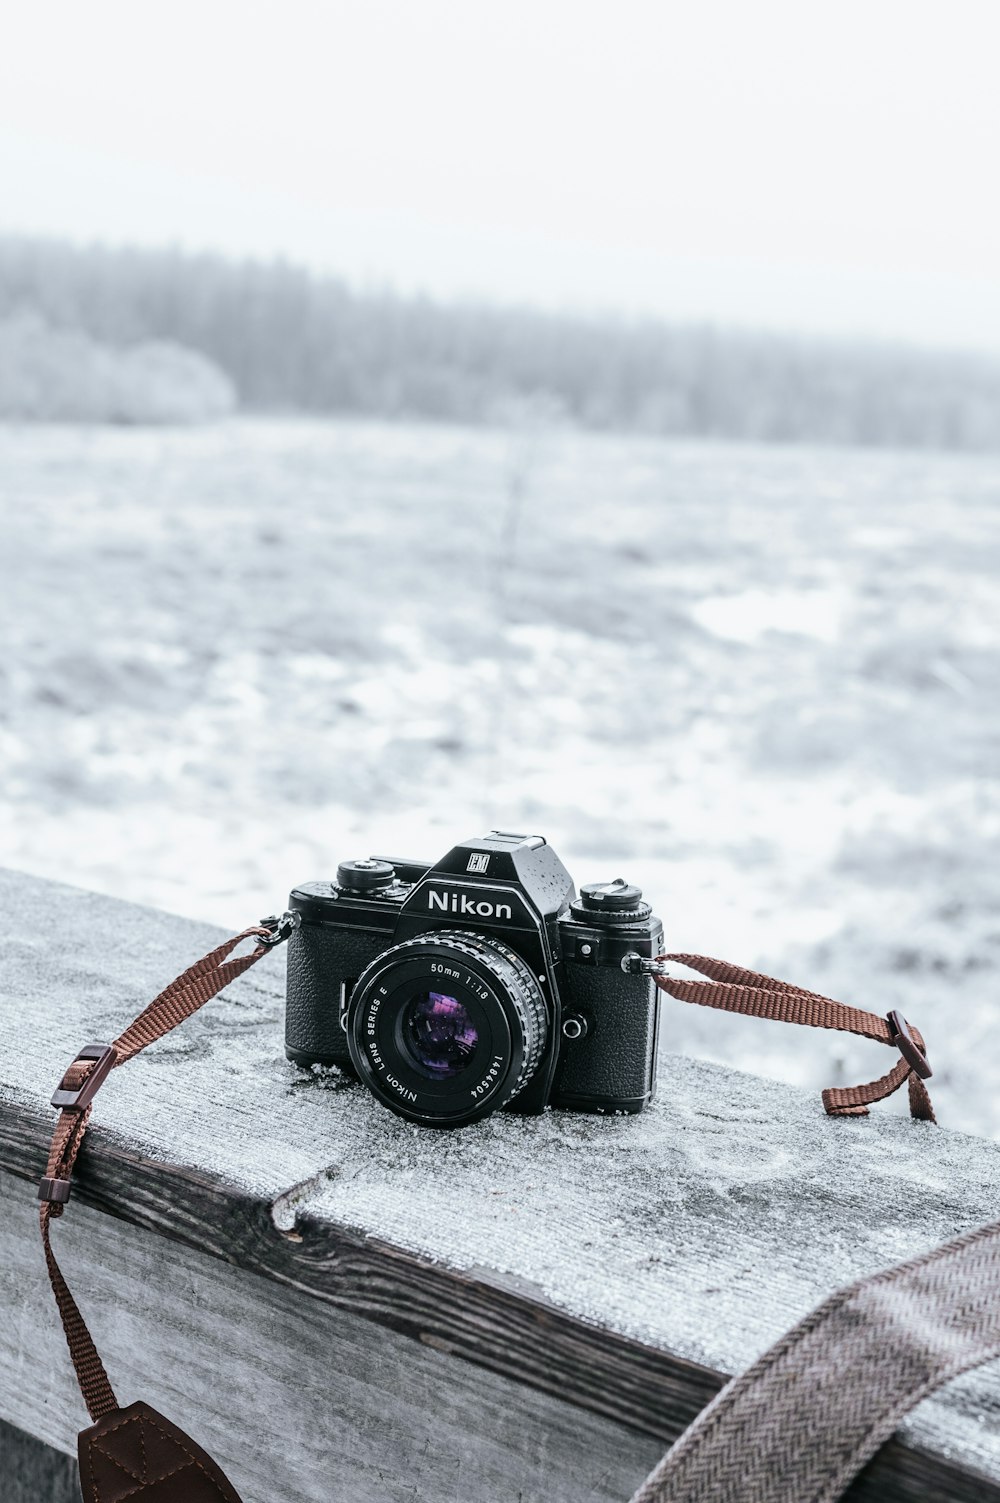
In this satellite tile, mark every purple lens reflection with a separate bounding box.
[404,991,479,1079]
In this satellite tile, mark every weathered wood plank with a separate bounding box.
[0,1102,723,1450]
[0,1167,666,1503]
[4,1123,998,1503]
[0,1417,81,1503]
[2,866,1000,1501]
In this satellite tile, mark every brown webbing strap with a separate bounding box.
[38,926,275,1423]
[630,1213,1000,1503]
[651,953,936,1121]
[38,933,939,1502]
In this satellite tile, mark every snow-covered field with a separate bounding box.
[1,417,998,1134]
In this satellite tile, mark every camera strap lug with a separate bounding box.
[622,954,669,976]
[256,910,301,947]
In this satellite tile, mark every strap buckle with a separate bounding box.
[51,1042,117,1111]
[887,1010,932,1080]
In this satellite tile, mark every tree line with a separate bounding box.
[1,234,999,448]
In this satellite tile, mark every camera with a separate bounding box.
[284,831,664,1128]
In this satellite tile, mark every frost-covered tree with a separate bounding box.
[0,309,235,423]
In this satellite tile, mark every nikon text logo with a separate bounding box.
[427,889,513,921]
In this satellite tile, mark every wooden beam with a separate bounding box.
[1,867,999,1500]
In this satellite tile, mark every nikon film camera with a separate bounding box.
[285,831,664,1128]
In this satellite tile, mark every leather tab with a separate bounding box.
[78,1402,245,1502]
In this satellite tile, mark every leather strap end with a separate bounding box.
[79,1402,246,1502]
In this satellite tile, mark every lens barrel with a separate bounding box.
[346,931,548,1127]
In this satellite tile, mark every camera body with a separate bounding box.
[285,831,664,1128]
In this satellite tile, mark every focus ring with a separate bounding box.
[439,933,549,1102]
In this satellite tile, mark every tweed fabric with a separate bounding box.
[630,1214,1000,1503]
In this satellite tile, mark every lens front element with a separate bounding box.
[402,991,480,1079]
[347,931,548,1127]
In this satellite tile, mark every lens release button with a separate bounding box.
[574,936,601,964]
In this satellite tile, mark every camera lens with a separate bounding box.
[346,931,548,1127]
[402,991,479,1079]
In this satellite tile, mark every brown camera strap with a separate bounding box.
[37,935,935,1500]
[38,924,279,1502]
[651,953,936,1121]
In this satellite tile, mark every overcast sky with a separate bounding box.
[2,1,999,350]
